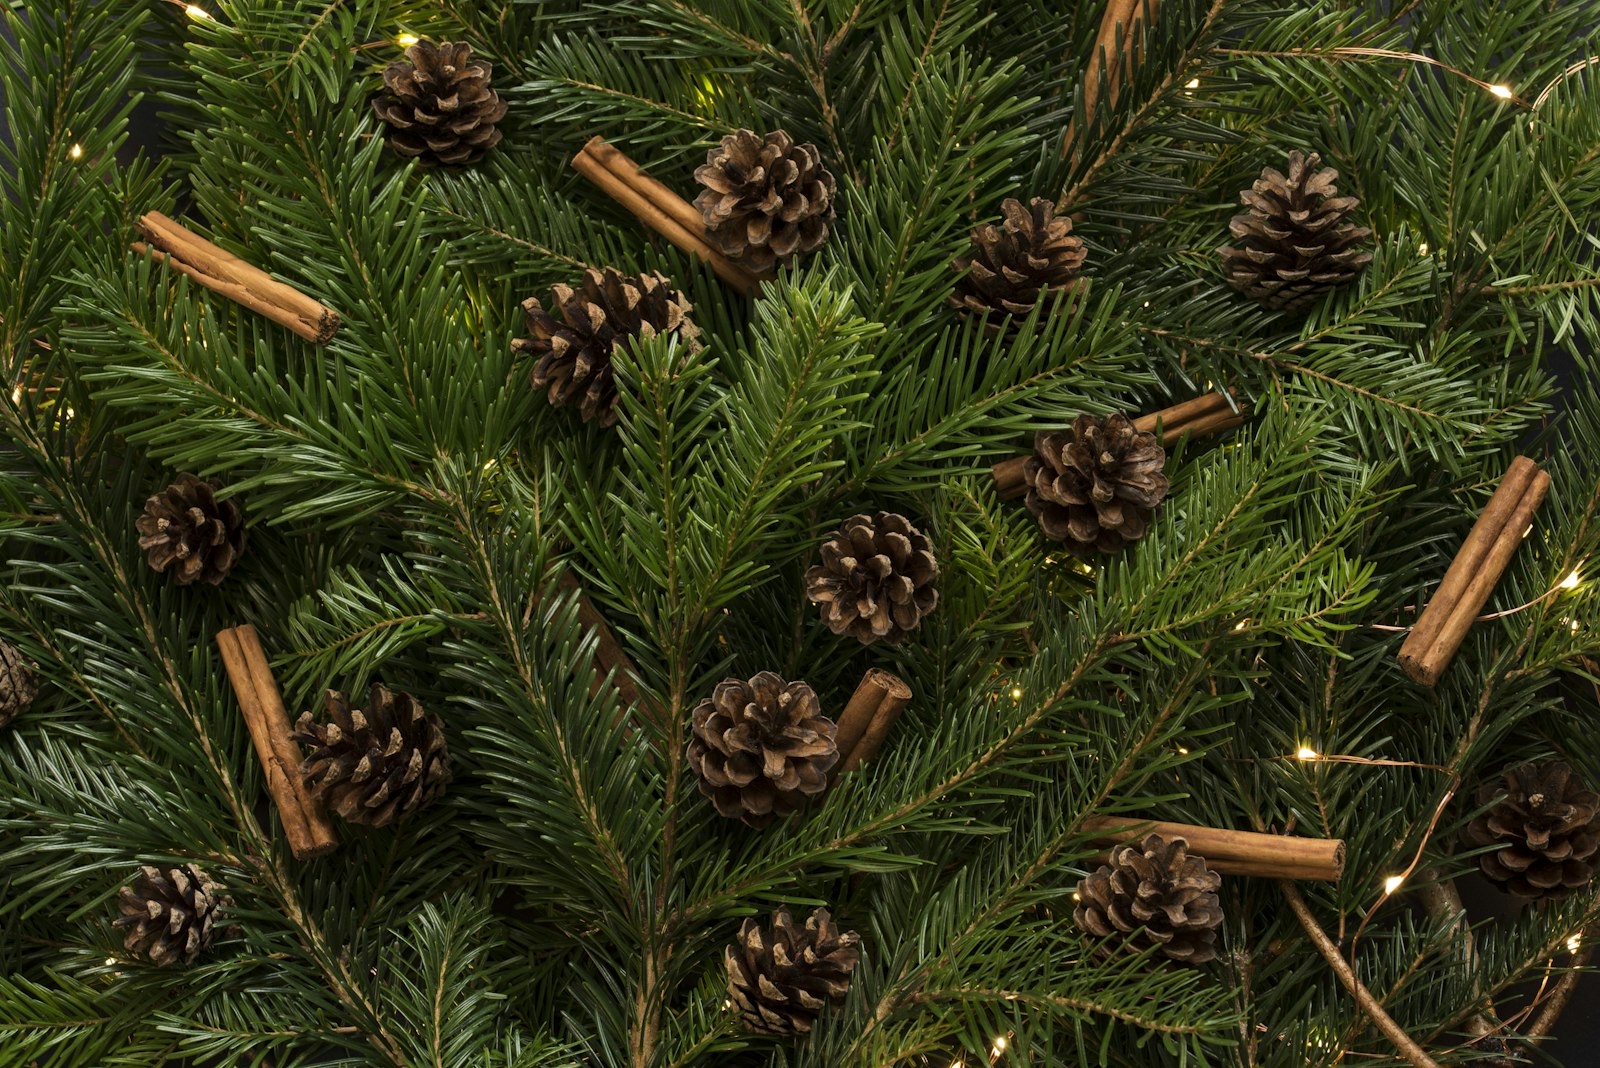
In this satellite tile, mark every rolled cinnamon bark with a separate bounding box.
[1399,458,1551,686]
[991,391,1245,499]
[135,213,340,344]
[1082,815,1344,881]
[834,669,913,772]
[216,625,339,859]
[571,139,762,296]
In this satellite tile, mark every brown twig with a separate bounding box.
[1280,881,1443,1068]
[1527,945,1592,1039]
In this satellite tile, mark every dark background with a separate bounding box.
[1,12,1594,1066]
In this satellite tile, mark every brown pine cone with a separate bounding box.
[951,197,1086,319]
[693,129,836,272]
[0,639,38,728]
[687,672,838,828]
[1075,833,1223,964]
[294,684,451,827]
[114,863,227,966]
[135,473,246,586]
[1218,150,1373,311]
[372,40,507,168]
[1024,414,1168,555]
[805,512,939,645]
[513,267,699,427]
[725,907,861,1035]
[1461,761,1600,901]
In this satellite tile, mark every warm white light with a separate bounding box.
[397,32,420,46]
[1560,569,1580,590]
[1417,242,1429,256]
[721,998,732,1009]
[1567,933,1583,953]
[68,144,83,160]
[104,956,116,966]
[1383,874,1405,895]
[1296,746,1319,761]
[1010,687,1022,700]
[1233,619,1249,631]
[991,1036,1008,1055]
[1185,77,1200,89]
[1072,891,1081,901]
[1570,618,1581,633]
[1177,746,1189,755]
[185,3,213,18]
[1489,84,1513,99]
[9,385,20,404]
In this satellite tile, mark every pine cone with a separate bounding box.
[951,197,1086,319]
[372,40,507,168]
[114,863,227,966]
[1024,413,1168,555]
[1218,150,1373,311]
[1075,833,1224,965]
[1461,761,1600,901]
[725,907,861,1035]
[805,512,939,645]
[294,684,451,828]
[693,129,836,272]
[135,473,246,586]
[0,639,38,728]
[514,268,699,427]
[687,672,838,829]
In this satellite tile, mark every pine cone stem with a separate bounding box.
[1399,457,1551,686]
[573,139,763,295]
[216,626,339,859]
[1082,816,1344,881]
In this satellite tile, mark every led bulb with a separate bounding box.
[1567,933,1583,953]
[1296,746,1319,761]
[1418,242,1429,256]
[1489,84,1513,99]
[1185,77,1200,89]
[1560,569,1580,589]
[68,144,83,160]
[1383,874,1405,895]
[990,1036,1008,1055]
[1010,687,1022,700]
[185,3,213,18]
[397,32,420,46]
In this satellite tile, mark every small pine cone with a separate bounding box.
[1461,761,1600,901]
[1218,150,1373,311]
[805,512,939,645]
[951,197,1086,319]
[135,473,246,586]
[687,672,838,829]
[371,40,507,168]
[513,267,700,427]
[1024,413,1168,555]
[114,863,227,966]
[725,907,861,1035]
[295,684,451,828]
[693,129,836,272]
[1075,834,1223,965]
[0,640,38,728]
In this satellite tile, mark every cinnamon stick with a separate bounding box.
[1082,815,1344,881]
[833,669,913,772]
[1064,0,1162,162]
[134,213,340,344]
[991,391,1245,499]
[1399,457,1551,686]
[571,139,762,296]
[215,625,339,860]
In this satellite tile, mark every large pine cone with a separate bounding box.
[0,639,38,728]
[135,473,246,586]
[693,129,836,272]
[725,907,861,1035]
[372,40,507,168]
[805,512,939,645]
[295,684,451,828]
[1218,150,1373,311]
[1075,833,1223,965]
[514,268,699,428]
[1461,761,1600,901]
[687,672,838,829]
[1024,413,1168,555]
[114,863,227,966]
[951,197,1086,319]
